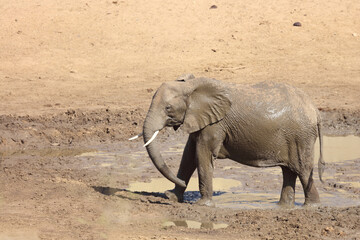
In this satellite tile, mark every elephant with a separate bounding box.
[130,74,325,207]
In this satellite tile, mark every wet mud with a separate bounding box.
[1,110,360,239]
[163,220,228,230]
[81,135,360,209]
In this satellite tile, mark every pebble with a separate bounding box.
[293,22,302,27]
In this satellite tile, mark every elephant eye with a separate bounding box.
[165,105,172,112]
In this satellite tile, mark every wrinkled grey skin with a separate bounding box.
[143,74,325,207]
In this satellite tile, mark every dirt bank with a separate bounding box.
[0,107,359,152]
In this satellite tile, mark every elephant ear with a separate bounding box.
[182,78,232,133]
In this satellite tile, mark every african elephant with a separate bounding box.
[130,74,325,207]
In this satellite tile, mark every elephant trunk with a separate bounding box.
[143,109,186,188]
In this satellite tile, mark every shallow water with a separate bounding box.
[127,177,360,209]
[76,135,360,209]
[214,190,360,209]
[128,177,242,192]
[314,135,360,162]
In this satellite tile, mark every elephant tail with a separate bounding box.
[317,115,326,183]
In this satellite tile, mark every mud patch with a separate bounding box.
[128,177,241,192]
[0,148,91,159]
[75,135,360,209]
[214,190,360,209]
[126,177,359,209]
[163,220,228,230]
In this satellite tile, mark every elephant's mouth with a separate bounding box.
[166,117,183,131]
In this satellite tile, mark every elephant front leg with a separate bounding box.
[195,142,215,207]
[165,135,196,202]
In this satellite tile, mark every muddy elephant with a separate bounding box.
[130,74,325,207]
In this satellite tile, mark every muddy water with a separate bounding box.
[314,135,360,162]
[128,177,242,192]
[127,177,360,209]
[77,135,360,209]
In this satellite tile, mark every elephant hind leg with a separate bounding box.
[278,166,297,207]
[286,136,320,206]
[299,169,320,205]
[295,140,320,205]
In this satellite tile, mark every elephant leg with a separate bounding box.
[278,166,297,207]
[165,135,196,202]
[295,141,320,205]
[194,139,215,207]
[299,169,320,205]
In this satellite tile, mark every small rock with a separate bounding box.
[210,5,218,9]
[322,226,335,234]
[352,33,358,37]
[211,49,217,52]
[66,109,76,115]
[293,22,302,27]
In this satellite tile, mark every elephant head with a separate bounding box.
[141,74,232,187]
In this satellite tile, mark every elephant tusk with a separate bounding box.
[143,130,159,147]
[128,133,143,141]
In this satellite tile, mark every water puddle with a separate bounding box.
[214,190,360,209]
[315,135,360,162]
[75,135,360,209]
[163,220,228,229]
[128,177,241,192]
[127,177,360,209]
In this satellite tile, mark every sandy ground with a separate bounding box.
[0,0,360,239]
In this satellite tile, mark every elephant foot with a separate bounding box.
[303,202,321,208]
[278,193,295,208]
[303,199,321,208]
[277,201,295,209]
[195,198,215,207]
[165,189,183,203]
[303,193,320,207]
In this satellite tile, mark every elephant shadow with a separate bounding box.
[92,186,226,205]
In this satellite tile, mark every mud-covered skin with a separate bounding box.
[142,76,325,207]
